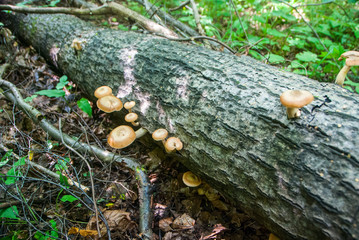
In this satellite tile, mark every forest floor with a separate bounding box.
[0,24,271,240]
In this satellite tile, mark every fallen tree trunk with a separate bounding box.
[4,13,359,240]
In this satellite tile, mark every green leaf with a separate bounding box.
[5,166,23,185]
[59,173,70,188]
[77,98,92,117]
[287,37,307,49]
[118,24,128,31]
[0,158,9,168]
[56,75,69,90]
[35,89,65,98]
[282,45,290,51]
[295,51,319,62]
[0,206,19,219]
[60,195,78,203]
[267,28,286,38]
[24,95,38,102]
[344,80,359,87]
[48,0,60,7]
[14,157,26,167]
[266,54,285,64]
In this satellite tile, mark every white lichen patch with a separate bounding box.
[176,76,189,100]
[134,87,151,114]
[116,48,138,98]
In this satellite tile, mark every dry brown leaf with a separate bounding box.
[68,227,79,235]
[159,217,173,232]
[201,224,227,240]
[211,199,229,211]
[79,229,98,237]
[87,209,137,236]
[172,213,195,230]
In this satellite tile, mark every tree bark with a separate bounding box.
[4,13,359,240]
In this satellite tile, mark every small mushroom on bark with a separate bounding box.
[124,101,136,113]
[164,137,183,153]
[96,95,123,113]
[182,171,201,187]
[335,51,359,86]
[280,90,314,119]
[94,86,113,99]
[152,128,168,146]
[107,125,136,149]
[125,112,139,126]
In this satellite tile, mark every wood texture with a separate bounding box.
[5,13,359,240]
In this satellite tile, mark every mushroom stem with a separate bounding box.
[335,65,351,86]
[286,107,300,119]
[131,121,139,126]
[135,128,148,138]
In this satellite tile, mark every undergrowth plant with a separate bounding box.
[132,0,359,88]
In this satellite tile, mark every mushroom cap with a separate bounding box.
[280,90,314,108]
[164,137,183,151]
[124,101,136,110]
[107,125,136,149]
[346,57,359,67]
[125,112,138,122]
[152,128,168,141]
[338,51,359,60]
[182,171,201,187]
[96,95,123,113]
[94,86,113,98]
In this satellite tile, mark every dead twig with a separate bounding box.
[58,118,101,237]
[0,143,89,191]
[229,0,249,44]
[0,4,109,15]
[169,0,190,11]
[151,33,237,54]
[0,3,178,39]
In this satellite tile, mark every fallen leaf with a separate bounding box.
[79,229,98,237]
[68,227,79,235]
[172,213,195,230]
[159,217,173,232]
[87,209,137,236]
[201,224,227,240]
[211,199,229,211]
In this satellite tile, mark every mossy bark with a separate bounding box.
[5,13,359,240]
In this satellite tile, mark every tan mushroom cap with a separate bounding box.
[97,95,123,113]
[94,86,113,98]
[182,171,201,187]
[338,51,359,60]
[124,101,136,110]
[125,113,138,122]
[107,125,136,149]
[346,58,359,67]
[164,137,183,152]
[152,128,168,141]
[338,51,359,67]
[280,90,314,108]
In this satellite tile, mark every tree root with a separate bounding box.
[0,77,153,239]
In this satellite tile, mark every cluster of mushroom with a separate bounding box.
[94,86,140,149]
[335,51,359,86]
[95,86,184,152]
[152,128,183,153]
